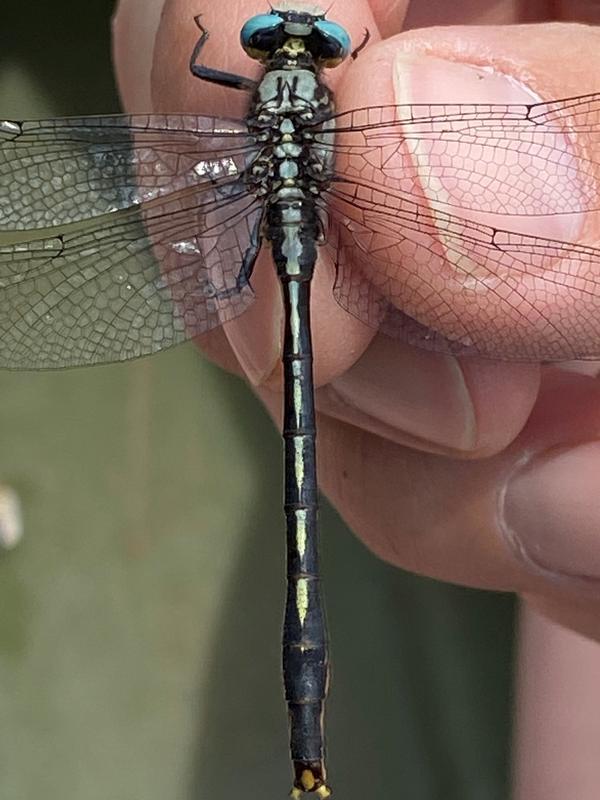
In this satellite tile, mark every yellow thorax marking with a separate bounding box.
[283,37,306,55]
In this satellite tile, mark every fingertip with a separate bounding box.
[319,338,540,457]
[151,0,260,117]
[460,359,541,455]
[149,0,381,116]
[112,0,163,111]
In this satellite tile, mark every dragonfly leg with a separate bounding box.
[205,213,262,300]
[235,211,263,290]
[190,15,257,92]
[351,28,370,60]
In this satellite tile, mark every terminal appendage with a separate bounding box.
[290,764,332,798]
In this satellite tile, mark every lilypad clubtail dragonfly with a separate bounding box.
[2,3,600,797]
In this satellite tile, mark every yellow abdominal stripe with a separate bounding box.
[296,509,307,559]
[294,437,305,490]
[296,577,309,625]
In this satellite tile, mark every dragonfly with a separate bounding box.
[2,3,600,797]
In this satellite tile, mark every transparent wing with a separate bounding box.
[322,182,600,362]
[0,114,262,369]
[314,94,600,216]
[313,94,600,361]
[0,113,256,228]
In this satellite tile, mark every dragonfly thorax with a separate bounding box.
[253,70,331,123]
[245,66,335,205]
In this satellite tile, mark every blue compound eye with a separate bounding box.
[240,13,284,60]
[313,19,351,66]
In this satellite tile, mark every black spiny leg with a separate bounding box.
[190,15,258,91]
[351,28,370,60]
[229,214,262,295]
[208,212,263,301]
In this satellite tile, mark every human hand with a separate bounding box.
[114,0,600,636]
[113,2,600,798]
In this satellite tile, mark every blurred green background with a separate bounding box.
[0,2,515,799]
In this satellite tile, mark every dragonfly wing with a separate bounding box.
[0,113,261,369]
[323,182,600,362]
[316,94,600,216]
[0,113,255,229]
[0,183,261,369]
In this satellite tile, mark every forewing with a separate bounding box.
[315,94,600,216]
[0,113,255,229]
[0,113,264,368]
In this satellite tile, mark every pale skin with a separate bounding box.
[113,1,600,797]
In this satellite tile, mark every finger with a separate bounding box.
[249,306,600,639]
[112,0,163,111]
[372,0,600,29]
[338,24,600,359]
[399,0,543,29]
[555,0,600,23]
[180,0,537,458]
[365,0,410,37]
[149,0,541,466]
[317,339,540,456]
[114,0,542,456]
[513,604,600,800]
[312,22,600,453]
[115,7,592,460]
[311,369,600,618]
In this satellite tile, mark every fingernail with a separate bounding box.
[328,336,476,450]
[502,442,600,579]
[393,52,584,242]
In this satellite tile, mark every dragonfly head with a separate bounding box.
[240,6,351,68]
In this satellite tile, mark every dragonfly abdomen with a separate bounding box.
[245,40,337,800]
[280,265,330,799]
